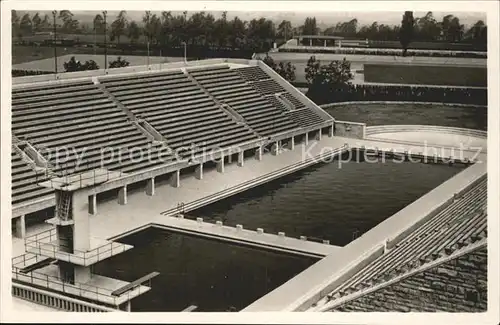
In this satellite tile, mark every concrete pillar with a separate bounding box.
[122,301,131,312]
[118,185,127,205]
[329,124,334,137]
[316,129,322,141]
[227,154,233,164]
[237,151,244,167]
[195,163,203,180]
[74,266,91,283]
[324,39,327,47]
[88,194,97,215]
[255,147,262,161]
[271,141,279,156]
[287,137,295,150]
[14,215,26,239]
[305,132,309,145]
[216,158,225,173]
[309,38,312,46]
[146,177,155,196]
[170,170,180,188]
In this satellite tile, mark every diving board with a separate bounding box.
[19,258,57,274]
[111,272,160,296]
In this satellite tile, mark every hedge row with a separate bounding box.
[12,69,53,77]
[306,84,487,106]
[279,46,487,58]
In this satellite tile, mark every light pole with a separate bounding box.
[103,10,107,70]
[147,41,150,68]
[181,42,187,64]
[52,10,57,74]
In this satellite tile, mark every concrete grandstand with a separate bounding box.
[9,58,488,313]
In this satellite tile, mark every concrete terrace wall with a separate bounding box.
[365,125,487,139]
[321,101,488,109]
[333,247,488,312]
[12,58,248,86]
[334,121,366,139]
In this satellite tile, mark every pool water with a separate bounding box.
[94,228,318,312]
[190,152,465,246]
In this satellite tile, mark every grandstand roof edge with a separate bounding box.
[12,58,258,88]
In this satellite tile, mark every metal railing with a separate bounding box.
[13,283,120,312]
[47,168,117,189]
[24,228,130,266]
[12,254,149,306]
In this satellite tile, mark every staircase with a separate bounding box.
[182,68,262,140]
[57,192,72,221]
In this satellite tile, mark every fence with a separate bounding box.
[12,282,119,312]
[278,46,487,58]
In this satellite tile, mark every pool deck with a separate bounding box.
[13,133,487,258]
[149,216,339,258]
[10,131,487,312]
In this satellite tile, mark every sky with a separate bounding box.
[24,10,486,29]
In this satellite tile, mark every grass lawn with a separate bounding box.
[363,64,487,87]
[13,46,76,65]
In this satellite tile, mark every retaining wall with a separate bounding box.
[365,125,487,139]
[334,120,366,139]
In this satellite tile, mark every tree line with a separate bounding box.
[297,12,486,45]
[12,10,487,50]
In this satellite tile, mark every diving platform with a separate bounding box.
[13,167,159,311]
[24,228,133,266]
[13,264,151,306]
[18,257,56,274]
[38,169,123,191]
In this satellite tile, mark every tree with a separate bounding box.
[465,20,487,49]
[306,58,353,102]
[275,61,296,83]
[64,56,82,72]
[261,54,295,83]
[110,10,128,44]
[441,15,463,42]
[228,16,246,48]
[40,14,51,30]
[109,56,130,68]
[19,13,32,37]
[160,11,173,46]
[127,20,141,44]
[301,17,318,35]
[12,10,20,39]
[399,11,415,56]
[82,60,99,70]
[262,53,277,70]
[213,11,229,47]
[93,14,104,33]
[32,13,42,32]
[305,55,321,84]
[277,20,292,40]
[58,10,79,33]
[414,11,440,41]
[64,56,100,72]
